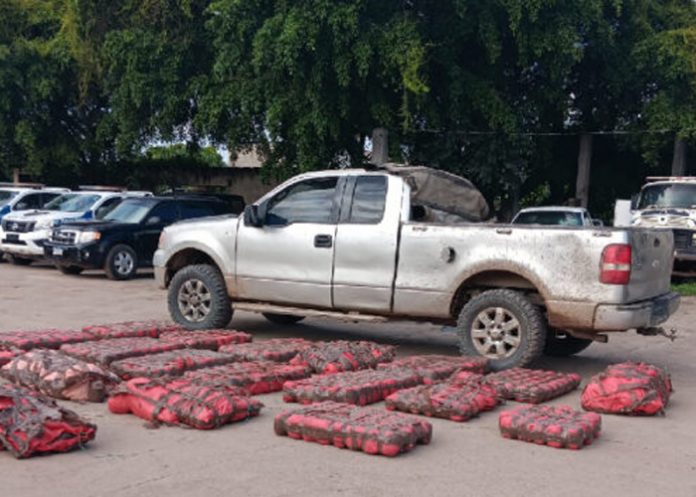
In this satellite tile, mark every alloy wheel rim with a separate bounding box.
[177,279,212,322]
[114,251,134,275]
[471,306,522,359]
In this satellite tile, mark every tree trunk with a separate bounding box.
[12,168,20,184]
[371,127,389,165]
[575,133,593,208]
[671,138,687,176]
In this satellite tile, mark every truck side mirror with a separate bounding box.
[146,216,161,225]
[244,204,264,228]
[630,194,638,210]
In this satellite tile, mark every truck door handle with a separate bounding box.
[314,234,333,248]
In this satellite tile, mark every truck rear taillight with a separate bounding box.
[600,244,632,285]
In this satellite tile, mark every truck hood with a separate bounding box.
[632,209,696,229]
[2,210,89,226]
[58,220,121,232]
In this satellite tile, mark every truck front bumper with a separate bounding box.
[593,292,680,331]
[0,229,51,258]
[153,249,166,289]
[43,241,105,269]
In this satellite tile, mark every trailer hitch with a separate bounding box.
[636,327,678,341]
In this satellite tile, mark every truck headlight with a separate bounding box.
[77,231,101,244]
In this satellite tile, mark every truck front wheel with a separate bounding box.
[457,289,546,371]
[168,264,233,330]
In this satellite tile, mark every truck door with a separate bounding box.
[236,176,341,308]
[332,174,401,312]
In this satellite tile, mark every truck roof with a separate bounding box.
[517,206,588,214]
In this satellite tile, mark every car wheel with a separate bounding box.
[7,255,32,266]
[0,251,5,263]
[56,264,84,276]
[544,329,592,357]
[105,244,138,280]
[168,264,233,330]
[262,313,306,325]
[457,289,546,371]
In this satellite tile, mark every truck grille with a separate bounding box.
[673,229,692,250]
[1,220,35,233]
[50,230,77,245]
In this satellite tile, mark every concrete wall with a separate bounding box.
[165,166,278,203]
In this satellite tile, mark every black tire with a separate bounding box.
[262,313,306,325]
[456,289,546,371]
[7,255,32,266]
[57,264,84,275]
[0,251,5,263]
[544,330,592,357]
[168,264,233,330]
[104,244,138,280]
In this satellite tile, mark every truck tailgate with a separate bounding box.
[626,229,674,302]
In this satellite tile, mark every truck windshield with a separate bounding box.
[44,194,101,212]
[513,211,583,226]
[0,190,18,206]
[637,184,696,209]
[102,200,152,224]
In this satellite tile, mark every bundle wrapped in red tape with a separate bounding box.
[0,329,95,350]
[0,384,96,458]
[110,349,237,379]
[274,401,432,457]
[581,362,672,416]
[159,329,252,350]
[61,337,186,366]
[0,347,20,368]
[184,361,311,395]
[1,350,120,402]
[385,379,499,421]
[378,354,488,383]
[82,320,180,339]
[499,404,601,450]
[219,338,312,363]
[290,340,395,374]
[484,368,581,403]
[449,371,486,385]
[108,377,263,429]
[283,369,422,405]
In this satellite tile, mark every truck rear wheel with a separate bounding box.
[262,313,306,325]
[168,264,233,330]
[544,330,592,357]
[456,289,546,371]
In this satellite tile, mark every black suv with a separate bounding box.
[43,196,234,280]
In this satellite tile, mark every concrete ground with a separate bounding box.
[0,263,694,497]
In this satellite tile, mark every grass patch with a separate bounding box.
[672,281,696,296]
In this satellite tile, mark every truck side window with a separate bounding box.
[95,197,122,219]
[347,176,387,224]
[15,193,43,210]
[265,177,338,225]
[148,201,180,224]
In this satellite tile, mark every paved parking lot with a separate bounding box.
[1,263,695,497]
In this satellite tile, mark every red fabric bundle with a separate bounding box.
[219,338,313,363]
[283,369,422,405]
[499,404,601,450]
[108,377,263,429]
[110,349,237,379]
[275,401,432,457]
[82,320,180,339]
[0,329,95,350]
[183,361,312,395]
[385,380,500,421]
[1,350,120,402]
[0,384,96,458]
[484,368,581,403]
[449,371,486,384]
[61,337,186,366]
[581,362,672,416]
[159,329,252,350]
[0,348,20,368]
[290,340,396,374]
[378,354,489,383]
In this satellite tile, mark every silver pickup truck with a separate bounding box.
[154,166,679,369]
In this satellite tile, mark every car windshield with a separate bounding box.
[44,193,101,212]
[513,211,583,226]
[0,190,18,206]
[102,200,153,224]
[637,184,696,209]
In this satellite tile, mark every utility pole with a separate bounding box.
[371,127,389,165]
[671,137,687,176]
[12,168,20,184]
[575,133,593,208]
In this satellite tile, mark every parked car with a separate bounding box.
[511,206,603,226]
[44,196,234,280]
[0,184,69,262]
[0,188,150,265]
[160,189,246,215]
[153,166,678,370]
